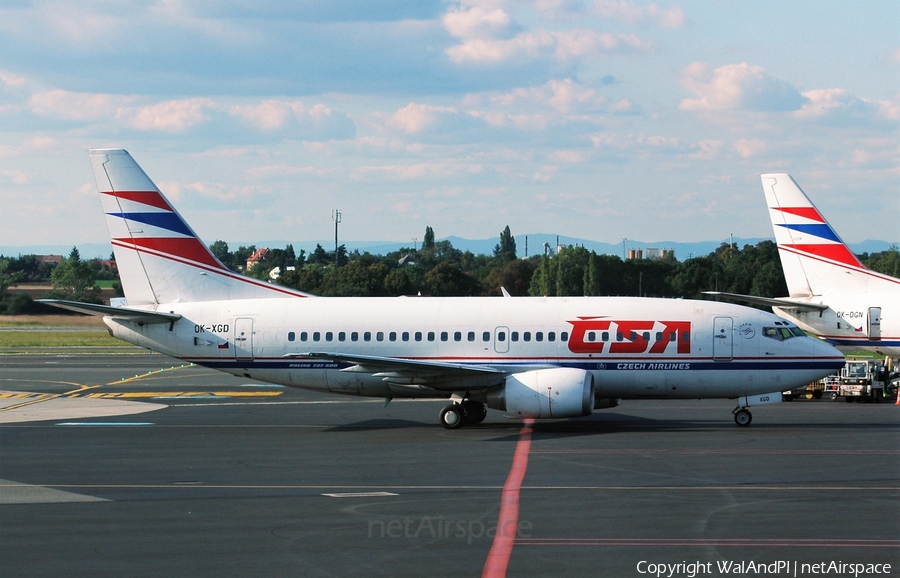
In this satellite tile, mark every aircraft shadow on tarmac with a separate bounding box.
[324,411,899,441]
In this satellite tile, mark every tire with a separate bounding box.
[461,401,487,425]
[440,405,464,429]
[734,409,752,427]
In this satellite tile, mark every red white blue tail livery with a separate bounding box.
[91,149,308,305]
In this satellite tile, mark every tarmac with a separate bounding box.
[1,353,898,577]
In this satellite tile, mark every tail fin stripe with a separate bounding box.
[782,244,863,269]
[775,223,842,243]
[107,212,194,237]
[114,237,227,271]
[101,190,173,212]
[772,206,824,222]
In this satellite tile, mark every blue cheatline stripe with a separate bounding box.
[775,223,841,243]
[56,422,154,426]
[825,337,900,348]
[107,212,193,236]
[188,358,845,372]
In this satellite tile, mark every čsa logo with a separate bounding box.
[567,317,691,354]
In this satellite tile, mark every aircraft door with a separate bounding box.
[713,317,733,361]
[867,307,882,340]
[234,318,254,361]
[494,326,509,354]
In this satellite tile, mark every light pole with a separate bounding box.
[332,209,342,267]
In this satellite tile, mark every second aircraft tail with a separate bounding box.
[761,173,899,297]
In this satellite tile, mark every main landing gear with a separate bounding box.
[732,407,752,427]
[439,400,487,429]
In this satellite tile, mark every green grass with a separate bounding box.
[94,280,119,289]
[0,331,131,348]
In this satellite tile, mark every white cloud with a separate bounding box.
[591,1,686,28]
[29,89,134,121]
[733,138,766,158]
[489,78,606,113]
[387,103,462,134]
[0,70,27,88]
[679,63,807,112]
[442,5,514,39]
[127,98,214,132]
[794,88,896,127]
[446,28,651,63]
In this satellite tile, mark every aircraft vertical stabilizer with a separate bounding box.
[761,173,899,297]
[89,149,309,305]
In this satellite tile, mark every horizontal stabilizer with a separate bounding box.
[37,299,182,324]
[703,292,828,312]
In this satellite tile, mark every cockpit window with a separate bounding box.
[763,325,803,341]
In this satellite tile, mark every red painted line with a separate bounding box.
[482,418,534,578]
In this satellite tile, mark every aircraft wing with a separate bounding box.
[37,299,182,324]
[703,292,829,312]
[289,352,507,391]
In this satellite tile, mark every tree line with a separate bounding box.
[1,231,898,314]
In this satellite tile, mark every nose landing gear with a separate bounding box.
[732,407,752,427]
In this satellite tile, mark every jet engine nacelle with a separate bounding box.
[486,368,594,419]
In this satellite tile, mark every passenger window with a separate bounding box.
[483,331,490,341]
[616,332,623,341]
[389,332,397,341]
[561,332,568,342]
[288,332,295,342]
[364,331,371,341]
[548,332,555,342]
[402,332,410,342]
[300,332,308,341]
[441,331,448,342]
[669,332,676,342]
[523,332,531,342]
[351,332,359,342]
[338,332,346,342]
[313,332,320,341]
[467,331,475,342]
[325,332,333,341]
[642,332,650,342]
[428,332,435,341]
[655,332,663,342]
[587,331,596,342]
[511,331,519,342]
[535,332,543,342]
[377,332,384,342]
[602,332,609,341]
[497,331,506,342]
[415,332,423,341]
[454,331,461,342]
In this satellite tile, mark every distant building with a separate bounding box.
[36,255,64,265]
[246,248,270,270]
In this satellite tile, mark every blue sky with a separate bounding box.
[1,0,897,252]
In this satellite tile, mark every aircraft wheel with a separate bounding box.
[461,401,487,425]
[440,404,465,429]
[813,391,823,400]
[734,409,752,427]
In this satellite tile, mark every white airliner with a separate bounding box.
[41,150,845,428]
[708,174,899,357]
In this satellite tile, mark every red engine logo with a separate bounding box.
[567,317,691,354]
